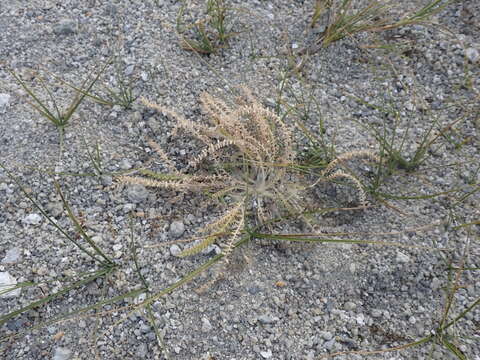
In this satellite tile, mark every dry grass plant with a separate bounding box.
[120,88,379,275]
[301,0,448,54]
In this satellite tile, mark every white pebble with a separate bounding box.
[23,213,42,225]
[0,272,21,298]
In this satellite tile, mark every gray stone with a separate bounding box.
[320,331,333,341]
[396,251,410,263]
[169,220,185,238]
[104,4,117,16]
[136,343,147,358]
[119,159,132,170]
[53,20,76,35]
[46,201,64,217]
[257,315,277,324]
[344,301,356,311]
[100,175,113,187]
[0,93,11,113]
[126,184,149,203]
[324,338,336,351]
[465,47,479,63]
[147,117,160,132]
[201,317,213,332]
[2,247,21,264]
[52,347,72,360]
[23,213,42,225]
[169,244,182,257]
[125,64,135,76]
[0,272,20,298]
[260,349,272,359]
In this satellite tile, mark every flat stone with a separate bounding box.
[126,184,149,203]
[0,272,21,298]
[52,347,72,360]
[0,93,11,113]
[257,315,277,324]
[2,247,21,264]
[23,213,42,225]
[260,349,272,359]
[396,252,410,263]
[344,301,356,311]
[169,220,185,238]
[465,47,479,63]
[201,317,213,332]
[169,244,182,257]
[320,331,333,341]
[324,338,336,351]
[53,20,76,35]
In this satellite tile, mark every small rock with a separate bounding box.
[396,252,410,263]
[324,338,336,351]
[23,213,42,225]
[0,93,11,113]
[100,175,113,187]
[0,272,20,298]
[465,47,479,63]
[52,347,72,360]
[169,244,182,257]
[260,349,272,359]
[136,343,147,358]
[320,331,333,341]
[430,277,442,291]
[53,20,76,35]
[344,301,356,311]
[125,64,135,76]
[119,159,132,170]
[112,244,123,252]
[169,220,185,238]
[126,184,149,203]
[2,247,21,264]
[46,201,64,217]
[147,117,160,132]
[356,313,365,326]
[371,309,382,318]
[201,317,213,332]
[130,111,142,122]
[104,4,117,15]
[257,315,277,325]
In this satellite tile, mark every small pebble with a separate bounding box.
[53,20,76,35]
[396,252,410,263]
[169,220,185,238]
[126,185,149,203]
[0,93,11,113]
[260,349,272,359]
[169,244,182,257]
[0,272,20,298]
[201,317,213,332]
[23,213,42,225]
[52,347,72,360]
[465,47,479,63]
[2,247,21,264]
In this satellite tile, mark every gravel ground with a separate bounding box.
[1,1,479,359]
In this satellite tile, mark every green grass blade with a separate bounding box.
[54,181,114,265]
[0,267,112,326]
[0,163,103,263]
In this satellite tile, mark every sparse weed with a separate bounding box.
[177,0,236,55]
[8,64,104,142]
[55,56,138,110]
[303,0,448,53]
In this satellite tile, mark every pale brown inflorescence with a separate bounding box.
[120,88,378,273]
